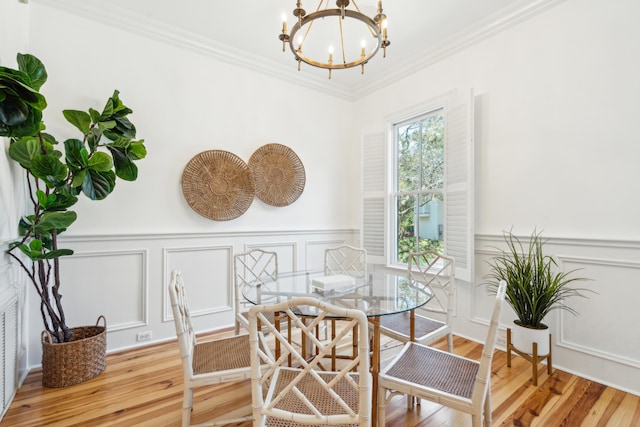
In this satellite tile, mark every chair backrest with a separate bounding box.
[407,251,455,317]
[472,280,507,401]
[248,297,371,426]
[168,270,196,377]
[234,249,278,311]
[324,245,367,278]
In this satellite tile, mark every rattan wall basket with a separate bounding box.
[182,150,255,221]
[248,143,305,207]
[41,316,107,388]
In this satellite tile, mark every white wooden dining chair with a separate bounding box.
[248,296,372,426]
[168,270,253,426]
[379,251,456,351]
[324,244,367,279]
[377,280,507,427]
[324,244,367,363]
[234,248,278,334]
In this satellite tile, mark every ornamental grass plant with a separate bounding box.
[485,229,591,329]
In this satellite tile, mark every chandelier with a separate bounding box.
[279,0,390,79]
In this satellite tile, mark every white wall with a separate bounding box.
[26,2,360,235]
[355,0,640,394]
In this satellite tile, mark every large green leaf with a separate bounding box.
[88,151,113,172]
[88,108,101,123]
[30,154,68,186]
[11,240,73,261]
[44,192,78,212]
[4,107,43,137]
[107,145,138,181]
[0,95,29,125]
[41,248,74,259]
[82,169,116,200]
[8,137,42,168]
[35,211,77,233]
[63,109,92,135]
[64,138,88,172]
[129,141,147,160]
[16,53,48,91]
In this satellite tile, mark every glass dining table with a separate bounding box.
[241,270,433,426]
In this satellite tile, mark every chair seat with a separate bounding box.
[264,367,362,426]
[384,342,479,400]
[192,334,253,375]
[379,311,446,340]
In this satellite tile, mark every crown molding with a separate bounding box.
[351,0,568,100]
[29,0,355,100]
[30,0,566,102]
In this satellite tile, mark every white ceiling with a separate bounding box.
[37,0,564,100]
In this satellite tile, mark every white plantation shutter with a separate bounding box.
[445,90,474,282]
[362,131,386,263]
[361,89,474,281]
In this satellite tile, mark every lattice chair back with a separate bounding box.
[234,249,278,334]
[324,245,367,279]
[473,280,507,404]
[169,270,196,377]
[408,251,455,318]
[248,297,371,426]
[379,250,456,351]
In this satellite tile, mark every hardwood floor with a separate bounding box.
[2,329,638,426]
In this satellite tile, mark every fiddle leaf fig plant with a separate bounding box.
[1,53,147,343]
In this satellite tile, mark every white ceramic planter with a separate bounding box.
[511,321,550,356]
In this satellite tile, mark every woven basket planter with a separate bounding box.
[41,316,107,388]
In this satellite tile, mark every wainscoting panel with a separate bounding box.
[163,245,233,322]
[557,255,640,369]
[59,249,148,331]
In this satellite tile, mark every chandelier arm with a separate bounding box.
[339,15,346,65]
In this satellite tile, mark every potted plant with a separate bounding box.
[1,53,147,386]
[484,229,590,355]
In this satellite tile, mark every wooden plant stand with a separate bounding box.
[506,327,553,386]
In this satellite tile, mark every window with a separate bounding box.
[393,110,445,263]
[362,90,474,281]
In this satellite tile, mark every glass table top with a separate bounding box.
[241,270,432,318]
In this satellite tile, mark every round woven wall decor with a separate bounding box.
[182,150,255,221]
[248,143,305,207]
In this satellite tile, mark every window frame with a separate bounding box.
[391,107,446,267]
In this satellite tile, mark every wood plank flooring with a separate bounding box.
[2,329,638,426]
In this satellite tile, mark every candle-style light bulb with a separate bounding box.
[360,39,366,74]
[382,19,389,57]
[279,13,290,52]
[328,46,333,79]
